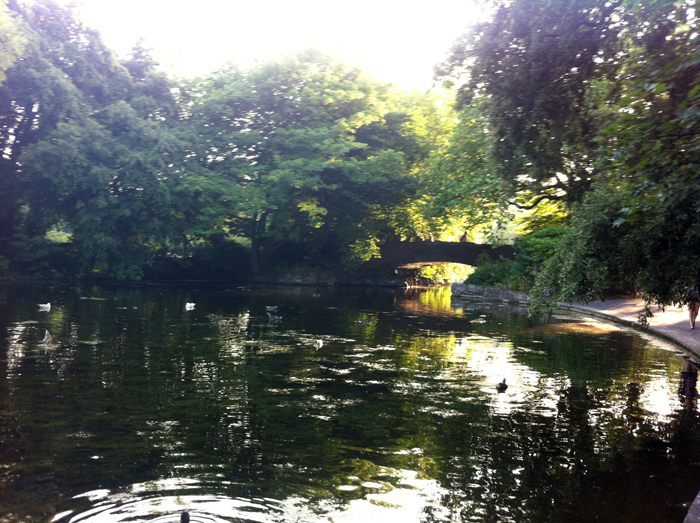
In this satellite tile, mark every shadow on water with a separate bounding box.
[1,282,700,523]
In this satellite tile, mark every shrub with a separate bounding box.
[465,226,568,291]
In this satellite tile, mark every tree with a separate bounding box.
[422,100,506,232]
[531,0,700,313]
[21,101,182,278]
[436,0,624,210]
[434,0,700,311]
[0,0,183,278]
[181,51,419,273]
[0,0,123,269]
[0,0,25,85]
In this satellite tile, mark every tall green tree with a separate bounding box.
[181,52,418,273]
[422,100,505,231]
[1,0,126,262]
[435,0,625,212]
[0,0,182,278]
[433,0,700,310]
[21,101,182,278]
[0,0,24,85]
[532,0,700,311]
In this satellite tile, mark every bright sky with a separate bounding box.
[58,0,483,90]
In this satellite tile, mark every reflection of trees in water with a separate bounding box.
[679,360,698,410]
[425,377,700,522]
[2,284,700,522]
[395,287,465,317]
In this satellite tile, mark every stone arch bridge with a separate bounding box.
[363,241,515,270]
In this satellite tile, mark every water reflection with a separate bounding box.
[0,283,700,523]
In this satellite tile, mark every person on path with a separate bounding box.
[685,284,700,329]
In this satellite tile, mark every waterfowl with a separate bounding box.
[38,303,51,312]
[314,339,323,350]
[354,319,370,325]
[185,303,195,310]
[267,312,282,322]
[266,306,279,312]
[42,330,52,344]
[496,379,508,393]
[181,512,190,523]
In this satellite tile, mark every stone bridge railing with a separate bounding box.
[364,241,515,270]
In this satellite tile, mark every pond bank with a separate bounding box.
[250,270,441,288]
[451,283,700,358]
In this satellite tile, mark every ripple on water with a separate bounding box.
[58,465,450,523]
[59,483,279,523]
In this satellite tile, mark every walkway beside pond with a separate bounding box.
[563,299,700,356]
[452,283,700,355]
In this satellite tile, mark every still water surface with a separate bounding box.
[1,283,700,523]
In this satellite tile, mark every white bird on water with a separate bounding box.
[267,312,282,322]
[38,303,51,311]
[42,330,52,344]
[314,339,323,350]
[185,303,195,310]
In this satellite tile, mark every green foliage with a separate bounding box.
[520,225,568,262]
[513,200,569,235]
[10,232,75,279]
[21,102,182,278]
[465,256,531,292]
[417,263,474,284]
[145,240,251,281]
[437,0,620,207]
[464,225,567,291]
[525,0,700,312]
[345,237,381,265]
[0,1,185,279]
[422,101,505,229]
[45,221,72,243]
[1,9,439,281]
[530,187,632,305]
[11,0,698,296]
[181,51,427,273]
[0,0,25,85]
[439,0,700,312]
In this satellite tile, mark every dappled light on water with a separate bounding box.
[1,283,699,523]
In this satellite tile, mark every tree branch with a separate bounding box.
[511,192,566,210]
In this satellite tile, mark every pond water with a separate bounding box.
[1,283,700,523]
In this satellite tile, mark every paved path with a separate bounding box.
[563,299,700,356]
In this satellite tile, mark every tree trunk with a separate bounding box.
[249,213,266,276]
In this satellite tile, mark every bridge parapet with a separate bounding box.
[365,241,516,270]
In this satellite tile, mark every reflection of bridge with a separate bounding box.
[364,241,516,269]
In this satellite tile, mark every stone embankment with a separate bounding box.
[450,283,530,305]
[251,271,414,287]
